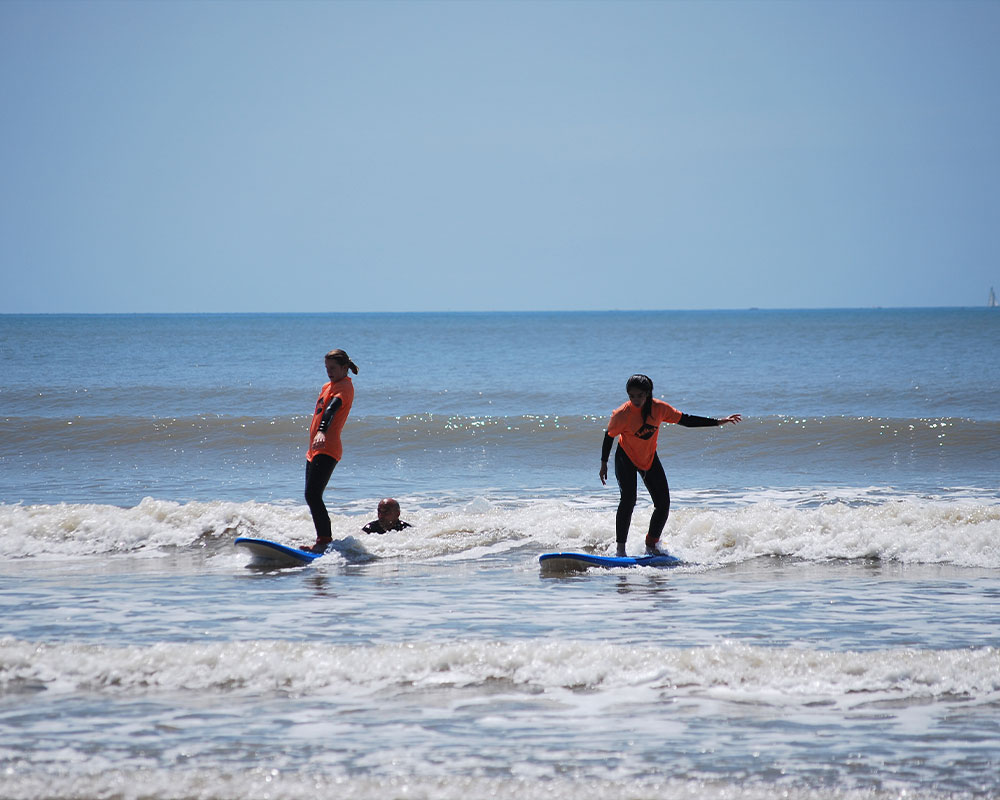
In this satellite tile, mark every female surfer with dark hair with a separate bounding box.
[599,374,741,557]
[302,349,359,554]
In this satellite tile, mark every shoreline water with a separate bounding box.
[1,309,997,799]
[4,548,999,799]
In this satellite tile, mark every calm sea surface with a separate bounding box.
[1,309,999,800]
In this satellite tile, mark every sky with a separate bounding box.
[1,0,998,313]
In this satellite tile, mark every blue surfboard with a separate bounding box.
[234,537,323,568]
[539,551,682,572]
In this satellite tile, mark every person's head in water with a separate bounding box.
[325,349,359,382]
[626,374,654,425]
[377,498,402,527]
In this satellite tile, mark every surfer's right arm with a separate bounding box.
[599,431,614,485]
[312,396,342,449]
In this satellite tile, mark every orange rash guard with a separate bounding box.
[605,398,682,471]
[307,376,354,463]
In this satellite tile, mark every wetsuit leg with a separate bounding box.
[614,445,638,545]
[304,454,338,540]
[640,454,671,543]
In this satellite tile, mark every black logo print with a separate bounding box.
[635,423,657,440]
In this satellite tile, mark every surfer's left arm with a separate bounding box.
[677,413,742,427]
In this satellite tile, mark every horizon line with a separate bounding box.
[0,304,994,317]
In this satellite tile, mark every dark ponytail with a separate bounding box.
[325,349,359,375]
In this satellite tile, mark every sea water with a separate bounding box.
[1,309,998,799]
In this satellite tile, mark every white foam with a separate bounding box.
[0,498,316,559]
[2,492,999,567]
[668,499,1000,568]
[0,769,940,800]
[3,638,997,706]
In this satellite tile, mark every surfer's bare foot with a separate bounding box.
[302,539,331,554]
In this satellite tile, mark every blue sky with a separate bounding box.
[2,0,998,313]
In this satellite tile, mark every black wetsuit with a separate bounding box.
[602,413,719,546]
[362,520,412,534]
[304,395,342,541]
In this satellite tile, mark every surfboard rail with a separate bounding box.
[234,537,322,568]
[538,551,682,572]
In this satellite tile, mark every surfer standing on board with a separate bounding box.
[600,374,740,557]
[302,349,358,554]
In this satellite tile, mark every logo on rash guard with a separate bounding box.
[635,423,657,440]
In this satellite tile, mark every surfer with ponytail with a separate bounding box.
[302,349,359,554]
[600,374,740,557]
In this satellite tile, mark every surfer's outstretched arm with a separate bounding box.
[676,412,742,427]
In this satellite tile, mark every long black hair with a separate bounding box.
[626,373,654,429]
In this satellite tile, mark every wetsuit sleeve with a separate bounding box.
[601,432,614,462]
[678,413,719,428]
[317,396,343,433]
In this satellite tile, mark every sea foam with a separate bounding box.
[2,494,999,567]
[3,638,998,705]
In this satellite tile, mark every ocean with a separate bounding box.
[1,308,998,800]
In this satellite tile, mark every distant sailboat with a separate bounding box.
[990,287,998,308]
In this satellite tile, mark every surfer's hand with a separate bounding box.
[312,431,326,448]
[599,462,608,485]
[719,414,742,426]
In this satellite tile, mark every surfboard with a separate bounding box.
[539,551,682,572]
[234,537,323,568]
